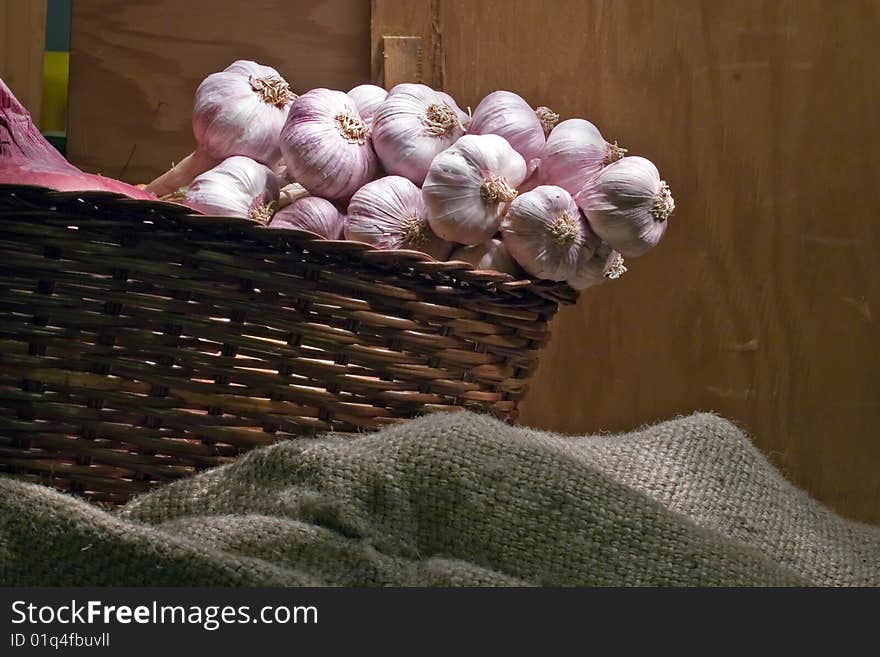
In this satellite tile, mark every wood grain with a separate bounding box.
[67,0,371,183]
[0,0,47,126]
[423,0,880,524]
[380,35,423,89]
[370,0,440,87]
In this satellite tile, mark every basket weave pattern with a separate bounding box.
[0,185,576,503]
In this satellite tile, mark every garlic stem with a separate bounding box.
[480,175,518,204]
[651,181,675,222]
[603,141,627,166]
[249,75,294,108]
[334,108,367,144]
[549,210,579,246]
[277,182,310,209]
[536,106,560,136]
[423,103,459,136]
[145,150,222,197]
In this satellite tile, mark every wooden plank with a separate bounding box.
[380,35,422,89]
[67,0,371,183]
[370,0,439,88]
[411,0,880,525]
[0,0,47,126]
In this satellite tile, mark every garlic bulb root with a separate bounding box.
[604,252,627,279]
[423,103,460,135]
[335,108,368,144]
[603,141,628,166]
[549,210,579,245]
[536,106,560,136]
[248,197,276,224]
[248,74,295,108]
[480,175,519,204]
[400,214,431,246]
[651,181,675,221]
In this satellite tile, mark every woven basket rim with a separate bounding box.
[0,183,579,305]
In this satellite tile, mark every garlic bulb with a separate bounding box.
[468,90,546,166]
[576,156,674,257]
[450,239,522,277]
[146,60,294,197]
[567,236,627,290]
[347,84,387,131]
[372,83,467,185]
[269,196,344,239]
[185,156,280,223]
[500,185,588,281]
[280,88,379,200]
[518,158,542,193]
[423,134,527,245]
[539,118,626,196]
[535,106,560,136]
[346,175,453,260]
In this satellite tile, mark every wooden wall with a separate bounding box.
[65,0,879,524]
[373,0,880,524]
[67,0,371,183]
[0,0,47,126]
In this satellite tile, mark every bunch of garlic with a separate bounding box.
[161,60,675,291]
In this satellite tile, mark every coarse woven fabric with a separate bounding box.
[1,411,877,586]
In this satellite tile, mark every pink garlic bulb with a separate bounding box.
[347,84,387,131]
[346,175,453,260]
[539,118,626,196]
[185,156,280,223]
[372,83,467,185]
[468,90,546,167]
[280,88,379,200]
[576,156,674,257]
[147,60,294,197]
[269,196,344,239]
[423,134,528,245]
[450,239,522,277]
[500,185,590,281]
[567,234,627,290]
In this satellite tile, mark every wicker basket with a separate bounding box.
[0,184,577,504]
